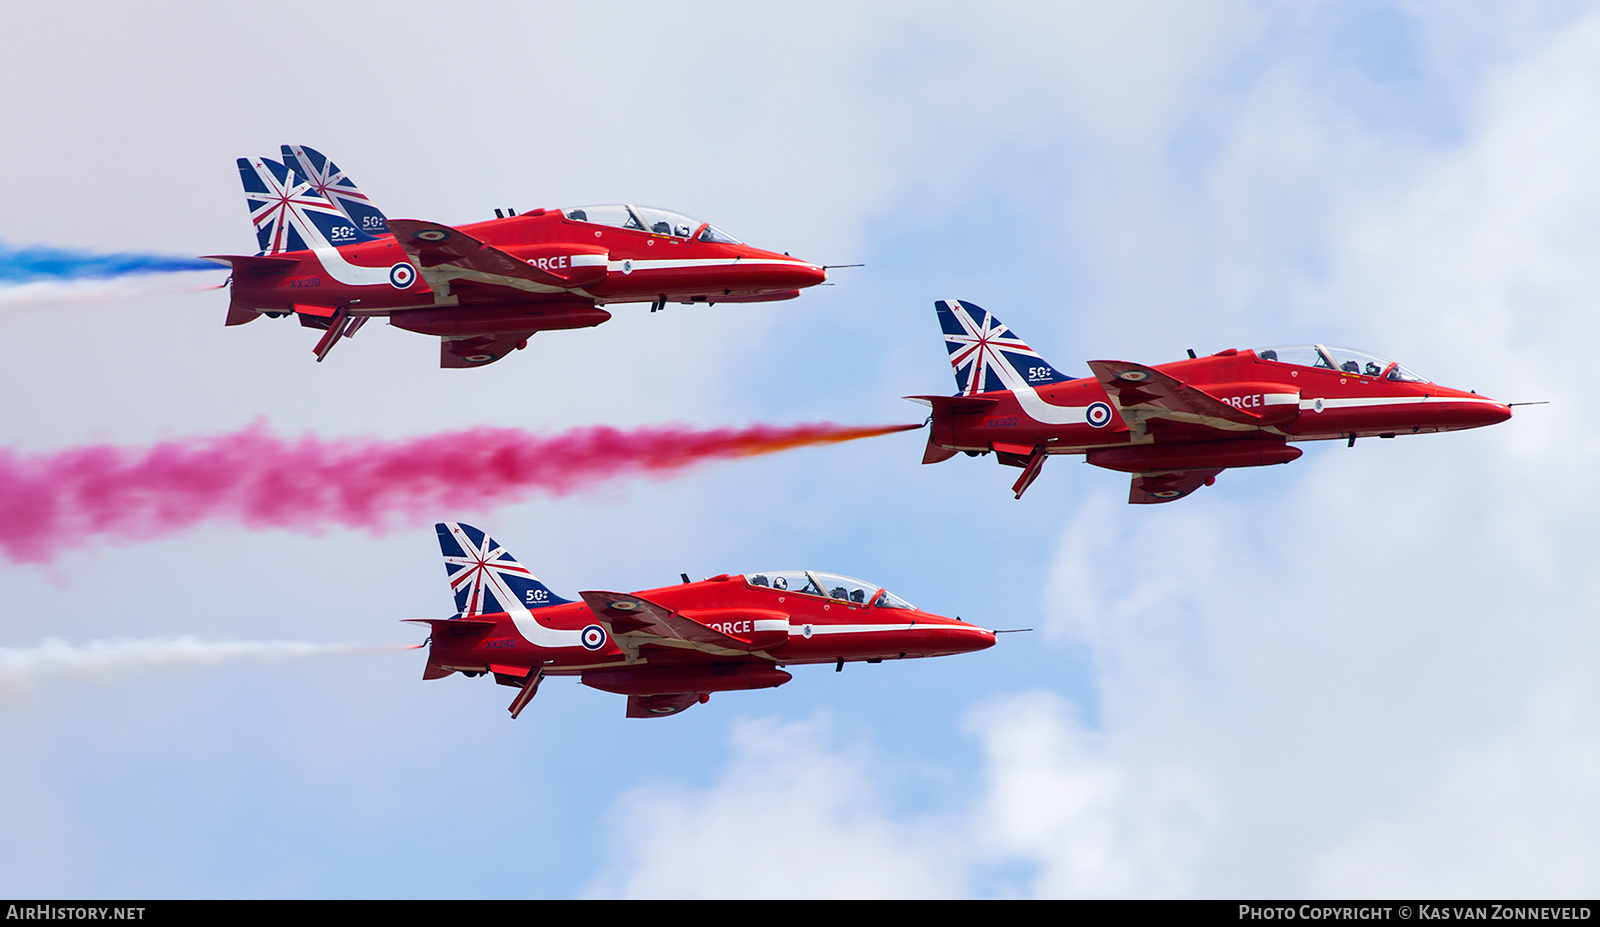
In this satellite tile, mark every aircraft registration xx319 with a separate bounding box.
[413,523,997,718]
[205,146,828,368]
[912,300,1513,503]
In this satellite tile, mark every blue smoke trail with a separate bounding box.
[0,238,215,283]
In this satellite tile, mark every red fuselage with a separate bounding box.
[935,349,1509,452]
[425,573,995,694]
[924,347,1511,501]
[229,208,827,317]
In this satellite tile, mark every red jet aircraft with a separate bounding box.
[413,523,997,718]
[912,300,1513,503]
[206,146,827,368]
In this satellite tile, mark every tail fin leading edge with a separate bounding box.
[935,299,1073,395]
[435,522,572,617]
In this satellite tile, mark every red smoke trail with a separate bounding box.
[0,421,920,564]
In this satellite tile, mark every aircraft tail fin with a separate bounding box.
[935,299,1073,395]
[435,522,572,617]
[280,145,391,238]
[237,156,379,255]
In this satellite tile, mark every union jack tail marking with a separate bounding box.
[237,156,377,256]
[436,522,571,618]
[936,299,1074,395]
[280,145,391,237]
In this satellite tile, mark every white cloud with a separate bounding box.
[593,7,1600,899]
[590,715,961,899]
[963,691,1218,898]
[1309,680,1600,898]
[585,692,1215,899]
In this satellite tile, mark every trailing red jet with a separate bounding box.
[205,147,827,368]
[413,523,997,718]
[912,300,1513,503]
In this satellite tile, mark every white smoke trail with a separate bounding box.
[0,271,224,317]
[0,636,408,695]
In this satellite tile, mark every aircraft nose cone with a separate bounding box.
[1472,399,1513,428]
[790,261,827,288]
[962,625,998,652]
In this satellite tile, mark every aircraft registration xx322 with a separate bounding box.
[205,146,828,368]
[912,299,1513,503]
[413,523,997,718]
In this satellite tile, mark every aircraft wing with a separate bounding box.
[1128,469,1223,504]
[439,332,534,369]
[385,219,575,296]
[1087,361,1262,435]
[579,591,777,659]
[626,693,702,718]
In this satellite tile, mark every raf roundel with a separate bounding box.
[415,228,450,242]
[1086,401,1113,428]
[388,262,416,288]
[580,624,608,651]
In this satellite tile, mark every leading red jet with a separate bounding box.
[912,300,1513,503]
[413,522,997,718]
[205,146,827,368]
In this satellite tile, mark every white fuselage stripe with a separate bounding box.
[792,622,981,636]
[609,257,818,272]
[311,246,394,286]
[319,253,816,290]
[1302,395,1503,411]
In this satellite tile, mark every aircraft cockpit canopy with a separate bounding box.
[743,571,917,609]
[1253,344,1429,383]
[563,204,742,243]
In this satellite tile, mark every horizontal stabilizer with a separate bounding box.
[904,394,1000,416]
[403,617,498,635]
[921,432,957,464]
[201,254,300,274]
[407,617,498,680]
[225,302,261,327]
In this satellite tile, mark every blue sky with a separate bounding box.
[1,1,1597,898]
